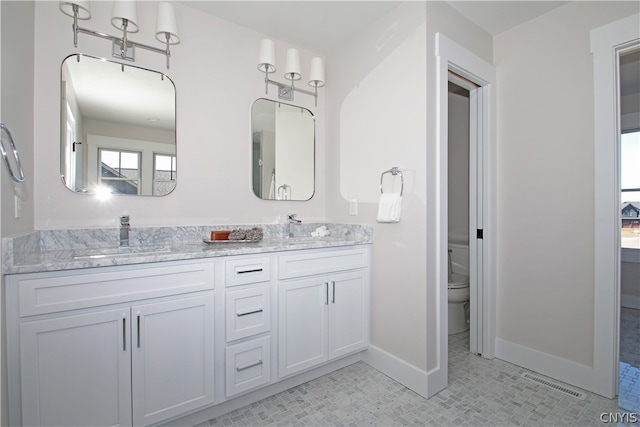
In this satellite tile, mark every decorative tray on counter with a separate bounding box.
[203,227,263,244]
[202,238,262,244]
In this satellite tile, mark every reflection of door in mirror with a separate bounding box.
[60,54,177,196]
[64,104,78,191]
[251,98,315,201]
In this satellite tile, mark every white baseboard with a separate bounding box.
[362,345,439,398]
[495,338,597,394]
[621,294,640,309]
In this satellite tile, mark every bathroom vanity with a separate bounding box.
[2,224,371,426]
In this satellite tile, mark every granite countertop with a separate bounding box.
[2,223,373,275]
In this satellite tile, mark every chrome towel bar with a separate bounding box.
[0,123,25,183]
[380,167,403,196]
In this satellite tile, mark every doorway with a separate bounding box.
[591,13,639,399]
[434,33,497,396]
[447,76,480,355]
[618,47,640,413]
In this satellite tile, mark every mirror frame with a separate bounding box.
[251,98,316,201]
[60,54,177,196]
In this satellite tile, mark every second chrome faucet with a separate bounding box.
[287,213,302,238]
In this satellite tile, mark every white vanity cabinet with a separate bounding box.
[277,247,370,378]
[6,260,216,427]
[5,243,371,426]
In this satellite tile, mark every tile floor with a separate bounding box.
[619,307,640,413]
[199,327,635,426]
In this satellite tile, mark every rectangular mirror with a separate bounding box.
[251,98,315,200]
[61,54,177,196]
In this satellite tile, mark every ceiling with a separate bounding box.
[182,1,401,56]
[181,1,572,56]
[445,1,571,36]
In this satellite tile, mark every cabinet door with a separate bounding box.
[20,309,132,427]
[131,294,215,426]
[278,278,328,378]
[328,271,369,359]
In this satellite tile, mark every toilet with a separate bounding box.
[448,242,470,335]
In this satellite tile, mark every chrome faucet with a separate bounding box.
[119,215,130,247]
[287,213,302,238]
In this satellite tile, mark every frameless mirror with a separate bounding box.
[251,98,315,200]
[60,54,176,196]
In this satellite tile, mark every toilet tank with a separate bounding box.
[448,242,469,275]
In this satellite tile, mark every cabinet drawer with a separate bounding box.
[13,261,214,317]
[226,286,271,341]
[278,248,368,280]
[225,336,271,397]
[225,256,271,287]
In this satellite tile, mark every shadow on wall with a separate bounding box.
[328,2,427,207]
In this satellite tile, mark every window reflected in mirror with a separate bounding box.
[60,54,176,196]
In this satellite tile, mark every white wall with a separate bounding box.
[448,91,470,242]
[32,1,327,230]
[325,1,492,387]
[1,2,35,424]
[494,1,639,368]
[1,1,34,237]
[326,2,428,372]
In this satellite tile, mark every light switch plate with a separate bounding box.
[349,199,358,216]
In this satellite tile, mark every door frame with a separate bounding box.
[434,33,496,391]
[591,13,640,398]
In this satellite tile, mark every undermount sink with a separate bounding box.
[283,236,339,244]
[71,246,172,260]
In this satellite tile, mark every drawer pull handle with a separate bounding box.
[325,282,329,305]
[236,359,263,372]
[237,268,263,275]
[122,317,127,351]
[332,281,336,303]
[237,308,263,317]
[137,315,141,348]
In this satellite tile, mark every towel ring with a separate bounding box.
[0,123,25,183]
[380,167,403,196]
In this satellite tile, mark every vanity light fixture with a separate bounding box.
[59,0,180,69]
[258,39,325,106]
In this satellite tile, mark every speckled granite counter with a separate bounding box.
[2,223,373,275]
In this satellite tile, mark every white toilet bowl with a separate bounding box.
[448,273,470,335]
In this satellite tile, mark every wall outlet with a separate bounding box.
[349,199,358,216]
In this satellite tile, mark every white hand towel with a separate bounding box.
[377,192,402,223]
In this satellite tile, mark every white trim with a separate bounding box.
[435,33,497,393]
[495,339,596,393]
[362,345,430,398]
[591,13,640,399]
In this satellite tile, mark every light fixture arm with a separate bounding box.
[67,3,175,70]
[262,73,319,106]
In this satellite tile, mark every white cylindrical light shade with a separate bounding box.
[59,0,91,19]
[155,2,180,44]
[308,57,325,87]
[258,39,276,73]
[111,0,139,32]
[284,48,301,81]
